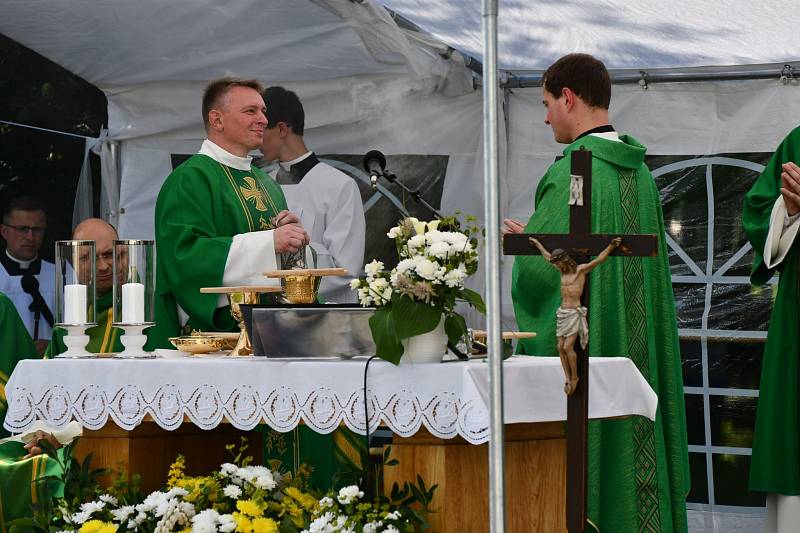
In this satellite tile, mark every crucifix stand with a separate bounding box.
[503,149,658,533]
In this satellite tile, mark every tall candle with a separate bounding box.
[122,282,145,323]
[64,284,87,324]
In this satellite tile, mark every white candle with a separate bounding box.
[64,284,87,324]
[122,282,145,323]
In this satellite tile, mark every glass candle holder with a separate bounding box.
[112,240,155,326]
[112,239,155,359]
[55,240,96,326]
[54,240,96,358]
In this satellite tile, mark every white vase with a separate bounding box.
[401,318,447,363]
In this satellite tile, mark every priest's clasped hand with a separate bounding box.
[273,210,309,254]
[781,162,800,216]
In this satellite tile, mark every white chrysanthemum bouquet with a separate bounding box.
[351,215,485,364]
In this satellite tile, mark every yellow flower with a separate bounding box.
[427,219,440,231]
[167,454,187,488]
[233,511,253,533]
[236,499,263,518]
[79,520,117,533]
[251,517,279,533]
[284,487,318,511]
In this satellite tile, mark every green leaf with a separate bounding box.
[460,288,486,314]
[444,313,467,345]
[391,294,441,338]
[369,307,404,364]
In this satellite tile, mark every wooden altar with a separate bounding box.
[384,422,566,533]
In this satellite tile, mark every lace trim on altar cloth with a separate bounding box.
[5,384,491,444]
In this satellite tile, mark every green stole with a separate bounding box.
[512,135,689,532]
[45,292,122,357]
[742,126,800,494]
[0,443,63,533]
[148,154,287,349]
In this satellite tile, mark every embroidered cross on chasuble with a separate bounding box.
[219,164,281,231]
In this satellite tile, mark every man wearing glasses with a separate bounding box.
[0,195,55,354]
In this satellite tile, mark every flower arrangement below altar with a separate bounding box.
[351,215,485,364]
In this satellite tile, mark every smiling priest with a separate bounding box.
[148,78,309,347]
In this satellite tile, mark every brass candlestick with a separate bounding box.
[199,285,281,356]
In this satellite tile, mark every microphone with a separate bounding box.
[362,150,387,189]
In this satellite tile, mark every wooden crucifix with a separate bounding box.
[503,148,658,533]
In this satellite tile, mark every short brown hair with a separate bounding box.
[543,54,611,110]
[202,77,265,130]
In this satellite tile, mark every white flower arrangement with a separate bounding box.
[352,215,485,363]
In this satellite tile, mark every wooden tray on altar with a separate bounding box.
[472,330,536,340]
[262,268,348,278]
[199,285,282,294]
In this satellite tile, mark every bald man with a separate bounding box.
[46,219,124,356]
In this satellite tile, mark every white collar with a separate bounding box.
[280,151,313,171]
[199,139,253,171]
[589,131,622,143]
[6,249,35,269]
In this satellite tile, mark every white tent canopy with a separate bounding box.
[383,0,800,70]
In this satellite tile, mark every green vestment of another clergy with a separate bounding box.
[46,291,123,356]
[1,292,38,439]
[743,126,800,495]
[511,134,690,532]
[149,153,287,348]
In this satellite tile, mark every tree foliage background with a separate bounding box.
[0,33,107,260]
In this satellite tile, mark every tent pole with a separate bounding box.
[481,0,505,532]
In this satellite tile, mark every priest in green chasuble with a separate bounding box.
[149,78,308,347]
[47,218,124,356]
[743,126,800,532]
[0,291,38,438]
[504,54,689,532]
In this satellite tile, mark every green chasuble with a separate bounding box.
[0,292,38,440]
[45,292,123,356]
[0,442,63,533]
[512,134,690,532]
[743,126,800,495]
[149,153,287,349]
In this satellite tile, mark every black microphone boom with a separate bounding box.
[362,150,387,189]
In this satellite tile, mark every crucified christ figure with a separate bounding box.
[529,236,622,395]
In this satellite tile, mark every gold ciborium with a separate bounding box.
[199,285,282,355]
[263,268,348,304]
[169,331,228,355]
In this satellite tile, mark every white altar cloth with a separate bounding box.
[4,356,657,444]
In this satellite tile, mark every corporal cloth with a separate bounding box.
[511,134,689,532]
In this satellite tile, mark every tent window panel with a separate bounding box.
[712,454,766,507]
[652,158,709,275]
[710,157,769,273]
[679,338,703,387]
[708,283,772,332]
[707,339,764,390]
[709,395,757,449]
[673,283,705,329]
[688,452,709,504]
[684,393,706,446]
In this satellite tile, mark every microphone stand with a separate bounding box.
[376,170,444,220]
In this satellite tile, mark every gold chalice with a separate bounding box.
[263,268,348,304]
[199,285,282,356]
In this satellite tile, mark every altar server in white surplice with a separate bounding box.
[261,86,365,303]
[0,196,55,354]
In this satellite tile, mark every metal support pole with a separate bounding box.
[481,0,505,531]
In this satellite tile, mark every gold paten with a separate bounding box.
[169,332,227,355]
